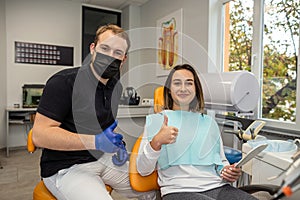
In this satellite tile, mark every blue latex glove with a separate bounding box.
[112,141,129,166]
[95,121,123,153]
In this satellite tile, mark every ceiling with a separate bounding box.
[72,0,150,10]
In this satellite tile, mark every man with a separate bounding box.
[32,24,155,200]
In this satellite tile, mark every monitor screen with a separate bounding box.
[22,84,44,108]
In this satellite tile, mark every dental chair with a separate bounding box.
[129,135,160,192]
[129,133,291,199]
[129,87,300,199]
[129,136,300,199]
[27,129,113,200]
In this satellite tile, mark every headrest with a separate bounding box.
[154,86,164,113]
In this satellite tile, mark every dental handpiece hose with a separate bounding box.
[272,158,300,199]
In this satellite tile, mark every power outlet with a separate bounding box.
[141,98,154,106]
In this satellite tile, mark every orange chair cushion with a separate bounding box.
[154,86,164,113]
[29,130,112,199]
[27,129,36,153]
[128,86,162,192]
[105,185,113,194]
[33,180,112,200]
[33,180,56,200]
[129,135,160,192]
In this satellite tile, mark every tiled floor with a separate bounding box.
[0,148,41,200]
[0,148,134,200]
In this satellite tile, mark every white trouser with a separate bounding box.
[43,153,156,200]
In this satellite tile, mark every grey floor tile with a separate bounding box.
[0,148,136,200]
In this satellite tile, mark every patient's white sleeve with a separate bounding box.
[136,128,160,176]
[219,137,230,167]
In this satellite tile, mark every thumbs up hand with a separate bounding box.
[150,115,179,151]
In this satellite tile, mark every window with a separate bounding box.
[221,0,299,131]
[82,6,121,61]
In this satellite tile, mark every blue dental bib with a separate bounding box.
[146,110,223,170]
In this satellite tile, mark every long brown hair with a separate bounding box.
[163,64,205,112]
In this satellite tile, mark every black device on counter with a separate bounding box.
[22,84,44,108]
[119,87,140,105]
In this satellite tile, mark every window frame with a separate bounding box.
[216,0,300,133]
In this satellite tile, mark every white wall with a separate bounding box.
[2,0,82,148]
[6,0,82,106]
[0,0,8,148]
[119,5,142,89]
[127,0,211,99]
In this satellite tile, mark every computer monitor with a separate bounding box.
[22,84,44,108]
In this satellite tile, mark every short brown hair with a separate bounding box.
[93,24,131,53]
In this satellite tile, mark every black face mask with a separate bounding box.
[93,52,122,79]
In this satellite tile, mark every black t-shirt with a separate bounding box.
[37,64,122,178]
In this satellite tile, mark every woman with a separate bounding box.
[137,64,257,200]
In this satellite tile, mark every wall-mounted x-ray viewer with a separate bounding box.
[200,71,260,113]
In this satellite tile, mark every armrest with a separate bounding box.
[27,129,36,153]
[239,184,280,195]
[129,135,160,192]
